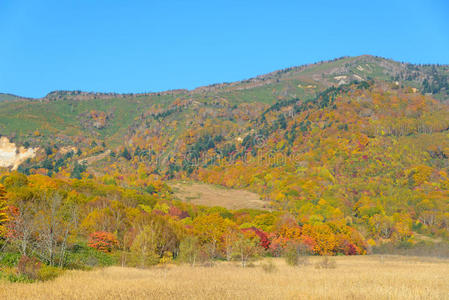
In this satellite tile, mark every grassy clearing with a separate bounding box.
[170,181,268,210]
[1,256,448,299]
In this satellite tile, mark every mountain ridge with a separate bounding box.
[1,59,449,252]
[2,55,448,102]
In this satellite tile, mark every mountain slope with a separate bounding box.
[0,93,26,102]
[1,55,449,251]
[1,55,448,146]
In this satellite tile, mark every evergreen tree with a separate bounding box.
[278,113,287,130]
[121,147,132,160]
[134,146,141,157]
[71,161,87,179]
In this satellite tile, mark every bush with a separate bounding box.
[284,243,299,266]
[128,251,159,268]
[261,260,278,273]
[65,243,117,269]
[315,256,337,269]
[372,241,449,258]
[159,251,173,265]
[0,252,21,267]
[37,265,63,281]
[17,256,41,280]
[1,267,34,283]
[283,242,310,267]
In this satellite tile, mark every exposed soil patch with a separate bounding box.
[170,181,268,210]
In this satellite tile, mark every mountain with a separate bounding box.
[0,93,27,102]
[0,55,447,170]
[6,55,449,102]
[0,55,446,141]
[1,55,449,247]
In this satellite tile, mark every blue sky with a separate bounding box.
[1,0,448,98]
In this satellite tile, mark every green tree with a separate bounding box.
[232,233,261,268]
[178,236,200,266]
[121,148,132,160]
[130,225,159,268]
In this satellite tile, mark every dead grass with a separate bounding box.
[170,181,268,210]
[1,256,448,299]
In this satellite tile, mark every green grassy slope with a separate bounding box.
[0,55,447,146]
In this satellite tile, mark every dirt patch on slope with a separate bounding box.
[78,150,111,165]
[170,181,269,210]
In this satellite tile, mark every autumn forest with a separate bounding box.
[0,56,449,288]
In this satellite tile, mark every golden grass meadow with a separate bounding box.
[1,255,448,300]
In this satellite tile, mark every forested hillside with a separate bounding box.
[1,56,449,281]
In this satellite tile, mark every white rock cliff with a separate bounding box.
[0,136,37,170]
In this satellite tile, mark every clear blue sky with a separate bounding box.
[1,0,448,98]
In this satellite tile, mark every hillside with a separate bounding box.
[0,55,449,256]
[0,55,448,137]
[0,93,26,102]
[170,181,267,210]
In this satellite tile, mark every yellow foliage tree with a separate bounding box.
[0,184,8,237]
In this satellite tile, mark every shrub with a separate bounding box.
[261,260,278,273]
[284,243,299,266]
[159,251,173,265]
[0,252,21,267]
[88,231,119,253]
[74,253,115,269]
[37,265,63,281]
[65,243,117,269]
[283,242,310,266]
[17,256,41,280]
[372,240,449,258]
[1,267,34,283]
[315,256,337,269]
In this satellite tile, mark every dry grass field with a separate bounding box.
[170,181,268,210]
[1,256,448,300]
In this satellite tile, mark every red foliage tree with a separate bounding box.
[168,206,189,219]
[241,227,270,249]
[335,234,360,255]
[88,231,119,252]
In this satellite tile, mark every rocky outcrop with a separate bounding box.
[0,137,37,170]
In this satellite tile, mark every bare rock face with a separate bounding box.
[0,137,37,170]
